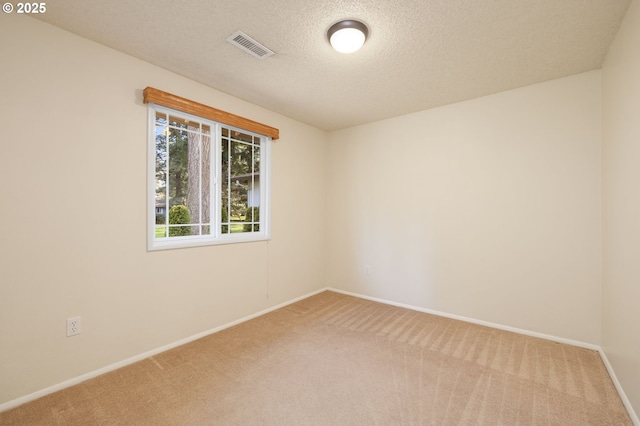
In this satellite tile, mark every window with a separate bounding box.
[146,89,276,250]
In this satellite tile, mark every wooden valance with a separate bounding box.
[143,87,279,140]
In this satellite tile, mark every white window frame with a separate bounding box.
[148,104,271,251]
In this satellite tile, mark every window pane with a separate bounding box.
[221,134,230,234]
[168,127,188,209]
[200,125,211,235]
[220,131,264,234]
[245,142,260,232]
[164,120,212,238]
[229,129,253,143]
[185,126,201,232]
[243,207,259,233]
[169,115,188,129]
[155,125,167,227]
[155,111,167,126]
[253,143,260,176]
[230,181,248,232]
[155,225,167,238]
[231,141,250,177]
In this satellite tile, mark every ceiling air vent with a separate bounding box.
[226,31,275,59]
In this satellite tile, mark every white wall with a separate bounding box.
[327,71,603,344]
[602,0,640,416]
[0,16,327,405]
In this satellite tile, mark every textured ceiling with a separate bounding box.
[34,0,630,131]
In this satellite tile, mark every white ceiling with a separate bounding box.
[34,0,630,131]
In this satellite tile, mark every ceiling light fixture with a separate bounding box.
[327,20,368,54]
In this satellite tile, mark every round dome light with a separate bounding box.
[327,20,369,54]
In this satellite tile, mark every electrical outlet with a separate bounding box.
[364,265,371,275]
[67,316,81,337]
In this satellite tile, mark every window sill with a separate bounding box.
[148,233,271,251]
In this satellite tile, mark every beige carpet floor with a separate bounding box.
[0,290,632,425]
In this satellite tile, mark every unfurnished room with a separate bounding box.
[1,0,639,424]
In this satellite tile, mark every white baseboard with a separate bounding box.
[0,287,328,413]
[2,286,638,424]
[328,287,639,425]
[598,348,640,425]
[327,287,599,349]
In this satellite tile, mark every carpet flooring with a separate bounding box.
[0,290,632,425]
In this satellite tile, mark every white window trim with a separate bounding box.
[147,104,271,251]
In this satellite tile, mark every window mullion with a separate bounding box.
[251,141,255,229]
[164,114,170,234]
[213,124,221,237]
[263,137,270,236]
[226,130,231,234]
[198,125,202,235]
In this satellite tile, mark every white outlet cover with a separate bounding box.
[66,316,81,337]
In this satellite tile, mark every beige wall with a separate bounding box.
[0,17,327,405]
[327,71,603,344]
[602,0,640,415]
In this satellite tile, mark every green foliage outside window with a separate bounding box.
[243,206,260,232]
[221,207,229,234]
[169,205,191,236]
